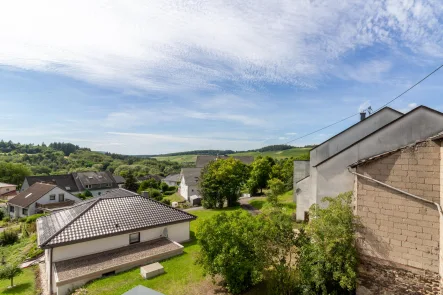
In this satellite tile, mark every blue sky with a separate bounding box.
[0,0,443,155]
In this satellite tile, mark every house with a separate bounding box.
[349,135,443,292]
[179,168,202,201]
[0,182,17,200]
[22,172,124,197]
[72,171,120,197]
[37,189,196,295]
[294,106,443,221]
[195,155,254,168]
[162,174,180,187]
[113,174,126,188]
[7,183,82,218]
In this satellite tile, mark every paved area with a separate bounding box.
[20,255,44,268]
[239,198,261,215]
[55,238,181,282]
[38,262,49,295]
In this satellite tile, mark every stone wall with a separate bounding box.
[356,140,440,273]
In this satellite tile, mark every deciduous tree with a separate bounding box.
[199,158,249,208]
[0,263,22,288]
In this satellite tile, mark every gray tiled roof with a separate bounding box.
[100,188,139,198]
[37,194,196,248]
[163,174,180,182]
[73,171,119,191]
[195,155,254,168]
[180,168,202,186]
[25,174,79,192]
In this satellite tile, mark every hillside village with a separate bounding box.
[1,105,443,294]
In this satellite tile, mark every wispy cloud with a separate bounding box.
[1,0,442,93]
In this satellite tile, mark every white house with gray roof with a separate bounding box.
[36,189,196,295]
[179,168,202,201]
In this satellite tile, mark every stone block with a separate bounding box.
[140,262,165,279]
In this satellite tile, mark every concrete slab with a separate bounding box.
[140,262,164,279]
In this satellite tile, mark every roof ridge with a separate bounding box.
[40,198,101,247]
[314,105,443,167]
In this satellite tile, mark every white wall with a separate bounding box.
[179,176,188,200]
[0,184,16,195]
[52,222,190,262]
[295,176,311,221]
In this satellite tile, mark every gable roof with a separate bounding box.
[163,174,180,182]
[37,193,196,248]
[314,106,443,167]
[195,155,254,168]
[311,107,403,152]
[8,183,57,208]
[112,174,126,184]
[181,168,202,186]
[25,174,79,192]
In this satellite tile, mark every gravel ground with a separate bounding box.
[55,238,181,282]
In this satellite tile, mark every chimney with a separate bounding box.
[360,112,366,121]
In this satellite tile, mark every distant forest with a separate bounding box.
[0,140,190,186]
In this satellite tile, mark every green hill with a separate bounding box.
[154,147,311,163]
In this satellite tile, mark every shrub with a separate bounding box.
[160,182,169,192]
[197,211,266,294]
[148,189,162,201]
[26,213,45,224]
[298,192,358,294]
[0,209,4,221]
[3,217,10,223]
[161,198,171,206]
[267,178,285,206]
[0,230,19,246]
[162,190,175,196]
[18,217,27,223]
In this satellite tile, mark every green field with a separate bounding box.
[154,147,311,164]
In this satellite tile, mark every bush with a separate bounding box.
[0,230,19,246]
[3,217,10,223]
[162,190,175,196]
[161,198,171,206]
[160,182,169,192]
[298,192,358,294]
[26,213,45,224]
[267,178,286,206]
[18,217,27,223]
[197,211,266,294]
[0,209,4,221]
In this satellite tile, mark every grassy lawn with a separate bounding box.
[0,267,37,295]
[85,206,268,295]
[248,190,296,214]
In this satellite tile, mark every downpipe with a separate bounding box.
[347,167,443,217]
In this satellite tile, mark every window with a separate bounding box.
[86,185,92,189]
[98,192,101,196]
[49,194,56,200]
[9,206,14,213]
[59,194,65,202]
[22,208,28,215]
[129,232,140,244]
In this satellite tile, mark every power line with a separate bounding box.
[283,63,443,145]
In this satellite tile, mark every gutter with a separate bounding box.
[347,167,443,217]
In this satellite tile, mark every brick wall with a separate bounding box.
[356,140,440,273]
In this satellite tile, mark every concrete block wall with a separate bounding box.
[356,140,440,273]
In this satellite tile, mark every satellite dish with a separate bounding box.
[162,227,168,238]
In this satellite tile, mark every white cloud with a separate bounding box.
[285,132,297,135]
[0,0,442,93]
[408,103,418,108]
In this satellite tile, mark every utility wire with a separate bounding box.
[283,63,443,145]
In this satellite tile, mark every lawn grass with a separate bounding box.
[84,206,263,295]
[0,267,37,295]
[249,190,295,215]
